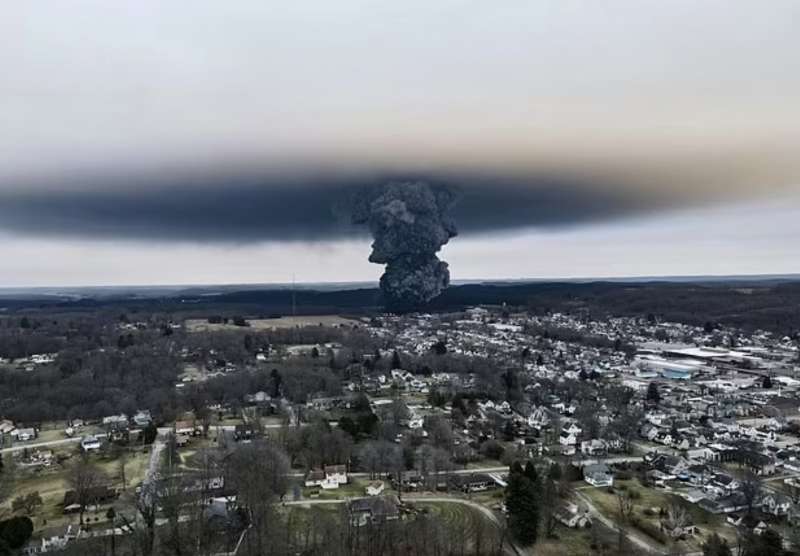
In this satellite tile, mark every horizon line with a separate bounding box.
[1,271,799,292]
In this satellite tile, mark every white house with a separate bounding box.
[80,435,102,452]
[102,414,129,426]
[366,481,385,496]
[581,439,607,457]
[761,493,792,516]
[323,465,348,487]
[583,463,614,487]
[559,430,579,447]
[0,420,16,435]
[527,407,550,429]
[13,428,36,442]
[306,465,349,490]
[133,410,153,427]
[408,415,424,429]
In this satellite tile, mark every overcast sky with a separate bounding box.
[2,1,799,286]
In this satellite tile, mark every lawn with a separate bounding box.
[95,446,151,489]
[303,479,368,500]
[535,522,620,556]
[411,501,503,554]
[4,443,154,535]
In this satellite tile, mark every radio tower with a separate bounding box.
[291,273,297,317]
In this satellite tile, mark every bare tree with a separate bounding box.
[225,440,290,556]
[11,491,43,516]
[740,471,763,516]
[111,443,129,490]
[135,480,158,556]
[616,491,635,523]
[160,472,191,556]
[67,457,106,526]
[661,504,689,537]
[359,441,381,479]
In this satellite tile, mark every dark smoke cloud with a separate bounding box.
[0,171,655,243]
[352,181,457,309]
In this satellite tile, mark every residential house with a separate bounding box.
[348,495,400,527]
[0,420,15,435]
[449,473,497,493]
[102,414,129,427]
[80,435,102,452]
[366,481,385,496]
[304,469,325,488]
[234,424,256,442]
[106,421,130,443]
[555,503,592,528]
[761,493,792,517]
[581,439,608,457]
[583,463,614,487]
[559,427,580,448]
[63,486,117,514]
[305,465,348,490]
[13,428,36,442]
[710,473,740,495]
[527,406,550,429]
[699,492,748,514]
[323,465,348,487]
[133,410,152,427]
[174,420,199,436]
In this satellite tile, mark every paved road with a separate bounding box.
[287,466,514,480]
[569,455,644,466]
[139,435,166,506]
[0,431,112,454]
[0,436,81,453]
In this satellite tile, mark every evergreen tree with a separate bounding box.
[646,382,661,405]
[524,461,539,483]
[505,461,540,546]
[741,529,784,556]
[702,533,732,556]
[0,516,33,550]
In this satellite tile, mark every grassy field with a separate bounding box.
[409,501,503,554]
[535,522,621,556]
[4,443,153,534]
[579,479,730,552]
[186,315,361,332]
[283,500,502,554]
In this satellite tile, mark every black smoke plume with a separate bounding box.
[352,182,457,311]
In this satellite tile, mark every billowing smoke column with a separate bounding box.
[353,181,458,311]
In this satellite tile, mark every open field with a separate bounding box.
[185,315,361,332]
[411,501,504,554]
[535,522,621,556]
[579,480,731,552]
[4,444,153,535]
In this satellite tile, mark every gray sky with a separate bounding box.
[2,1,799,286]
